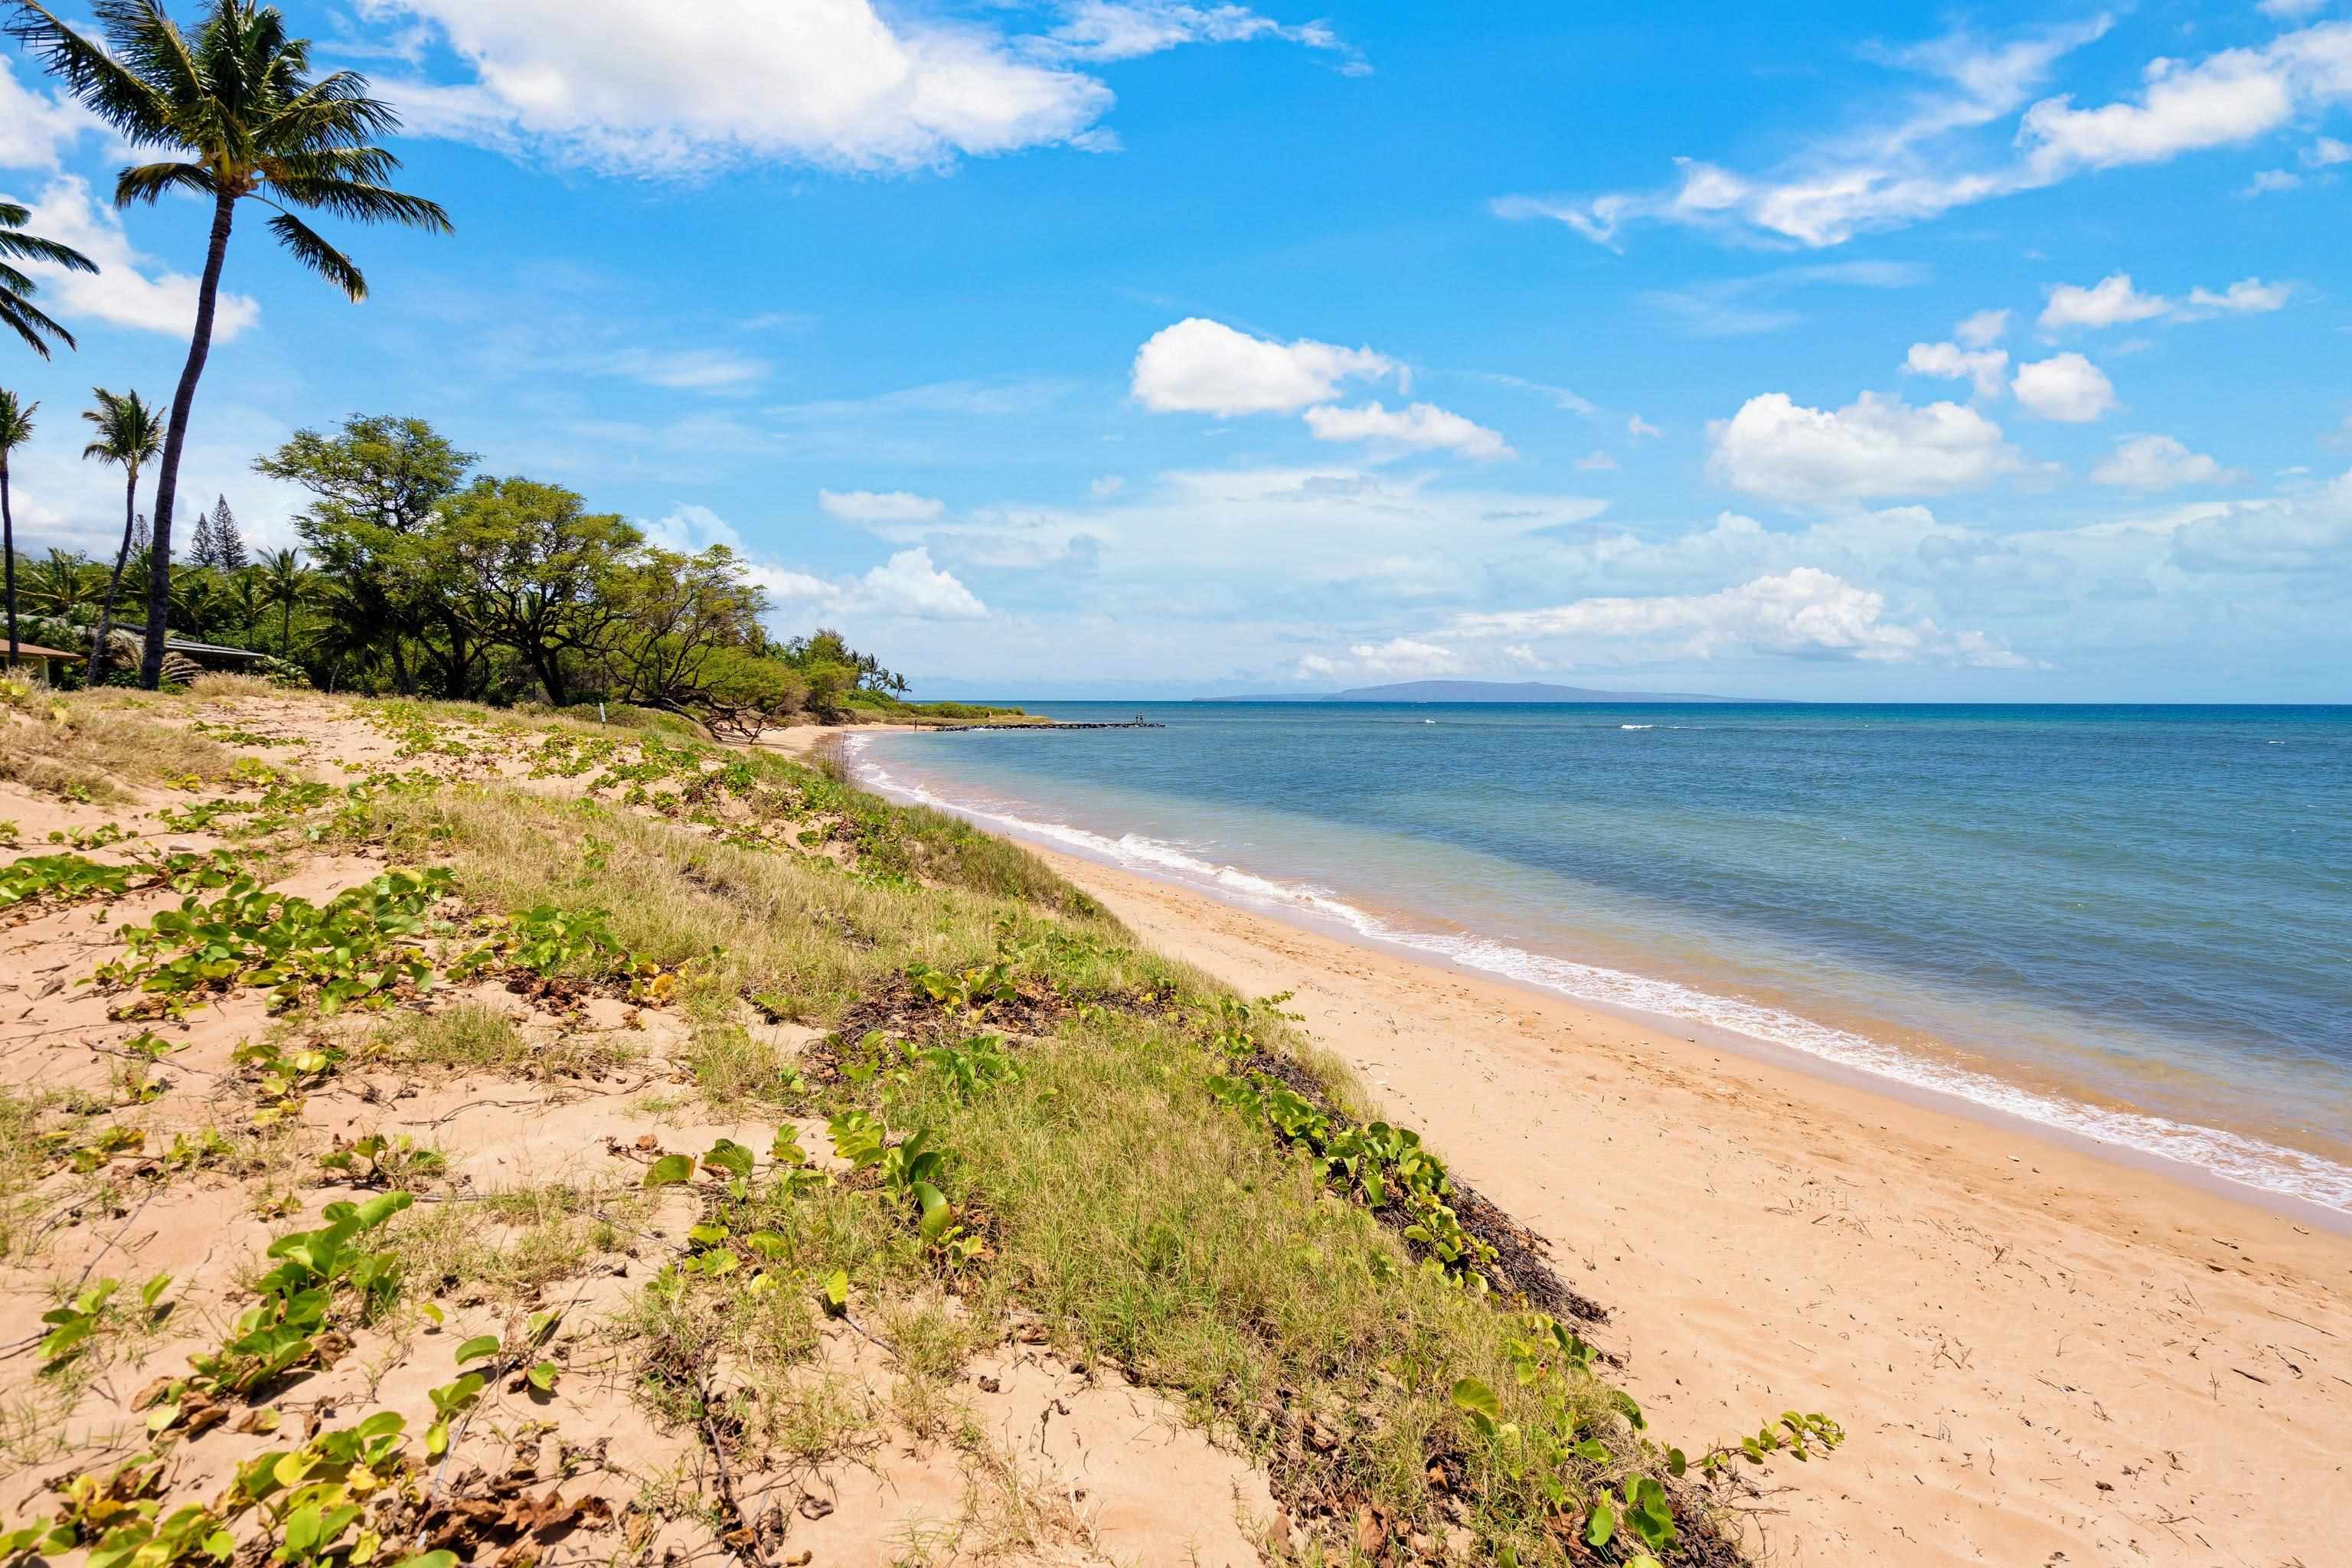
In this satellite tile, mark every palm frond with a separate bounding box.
[5,2,176,144]
[268,175,452,233]
[266,209,365,300]
[0,228,96,272]
[0,288,71,356]
[99,0,207,107]
[114,160,220,207]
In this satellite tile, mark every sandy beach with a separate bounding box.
[987,832,2352,1565]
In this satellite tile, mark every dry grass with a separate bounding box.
[0,699,237,802]
[188,672,290,700]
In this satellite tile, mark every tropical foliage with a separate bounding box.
[4,0,452,686]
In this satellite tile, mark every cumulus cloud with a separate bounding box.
[1493,19,2352,249]
[8,177,262,340]
[1628,415,1662,439]
[1903,339,2009,399]
[2091,434,2244,491]
[354,0,1344,177]
[2040,271,2292,328]
[1130,318,1396,416]
[2308,134,2352,165]
[858,545,987,619]
[1089,475,1125,498]
[1954,309,2010,348]
[2243,168,2302,194]
[1302,400,1513,459]
[1295,636,1464,682]
[1448,567,2030,667]
[819,488,947,523]
[1706,391,2018,502]
[2011,353,2117,422]
[0,57,93,169]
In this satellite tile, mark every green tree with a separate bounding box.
[595,544,769,714]
[256,545,309,655]
[80,387,165,682]
[0,389,32,665]
[439,475,640,707]
[0,198,96,357]
[257,414,475,695]
[6,0,452,689]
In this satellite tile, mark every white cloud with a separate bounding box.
[361,0,1111,176]
[2011,353,2117,422]
[2039,273,2171,329]
[2016,24,2352,177]
[2243,168,2303,194]
[1954,309,2010,348]
[1089,475,1125,498]
[1302,400,1513,459]
[2185,277,2292,315]
[1449,567,2029,667]
[2040,271,2292,328]
[0,57,93,169]
[1628,415,1662,439]
[819,488,946,523]
[2090,434,2244,491]
[2167,469,2352,573]
[1575,450,1618,471]
[1130,318,1397,416]
[2260,0,2329,19]
[2307,134,2352,165]
[857,546,988,619]
[8,176,262,341]
[1034,3,1354,67]
[1296,635,1463,682]
[1494,19,2352,249]
[1903,340,2009,399]
[1706,391,2018,502]
[604,347,769,391]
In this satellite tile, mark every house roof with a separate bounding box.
[4,643,80,661]
[162,639,269,662]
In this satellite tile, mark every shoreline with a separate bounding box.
[823,723,2352,1563]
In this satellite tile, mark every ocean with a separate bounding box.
[846,702,2352,1213]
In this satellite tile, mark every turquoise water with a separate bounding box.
[850,703,2352,1210]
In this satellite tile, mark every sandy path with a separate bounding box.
[1025,845,2352,1567]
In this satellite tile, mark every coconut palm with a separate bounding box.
[0,198,97,358]
[5,0,452,688]
[256,545,308,655]
[0,390,31,666]
[80,387,164,682]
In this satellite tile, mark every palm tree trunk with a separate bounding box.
[138,190,237,690]
[89,470,139,684]
[2,459,17,666]
[280,596,292,655]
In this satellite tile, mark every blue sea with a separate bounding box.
[849,703,2352,1211]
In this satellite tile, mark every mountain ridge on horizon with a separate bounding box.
[1197,679,1757,703]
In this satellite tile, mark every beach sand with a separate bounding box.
[1012,838,2352,1566]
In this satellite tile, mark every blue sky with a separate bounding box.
[2,1,2348,700]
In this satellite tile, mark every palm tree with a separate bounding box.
[80,387,163,683]
[256,545,308,654]
[0,390,31,666]
[0,198,97,358]
[5,1,452,689]
[22,548,97,619]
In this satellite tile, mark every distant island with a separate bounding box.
[1200,679,1756,704]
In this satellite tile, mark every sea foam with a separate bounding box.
[846,738,2352,1214]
